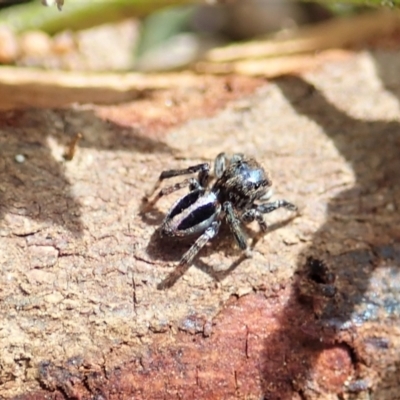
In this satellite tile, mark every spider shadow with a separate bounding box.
[143,215,298,290]
[0,107,172,238]
[258,70,400,398]
[138,206,165,227]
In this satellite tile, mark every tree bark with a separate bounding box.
[1,51,400,399]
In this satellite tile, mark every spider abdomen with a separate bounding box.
[160,191,220,238]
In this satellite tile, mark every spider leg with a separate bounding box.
[257,199,297,214]
[145,163,210,203]
[223,201,248,250]
[241,199,297,248]
[214,152,245,178]
[214,153,227,178]
[241,208,268,232]
[145,178,202,210]
[176,220,221,268]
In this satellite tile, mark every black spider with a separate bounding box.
[144,153,297,271]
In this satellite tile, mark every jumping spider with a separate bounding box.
[144,153,297,272]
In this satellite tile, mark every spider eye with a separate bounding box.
[247,181,260,190]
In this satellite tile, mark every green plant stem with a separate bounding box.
[0,0,399,34]
[0,0,194,33]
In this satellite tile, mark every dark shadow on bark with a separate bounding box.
[58,108,172,154]
[0,108,172,237]
[260,75,400,398]
[370,50,400,400]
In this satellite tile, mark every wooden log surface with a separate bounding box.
[1,50,400,399]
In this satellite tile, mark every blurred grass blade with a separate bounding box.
[135,4,196,58]
[0,0,193,34]
[206,9,400,63]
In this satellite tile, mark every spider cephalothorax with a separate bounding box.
[144,153,297,271]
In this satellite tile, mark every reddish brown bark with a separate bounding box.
[1,50,400,400]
